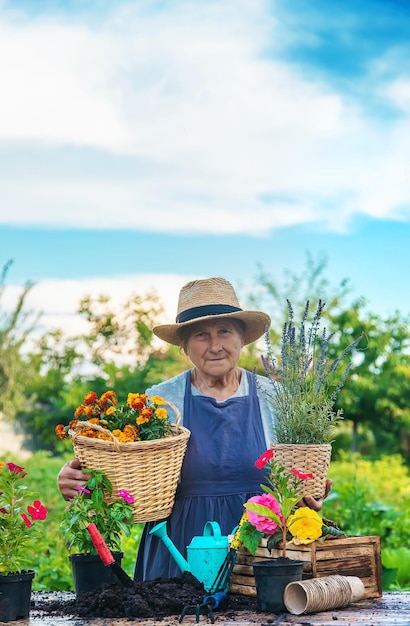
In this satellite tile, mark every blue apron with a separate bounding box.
[134,370,267,581]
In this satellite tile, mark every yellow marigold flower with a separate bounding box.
[155,408,168,420]
[112,429,122,438]
[287,506,322,544]
[0,460,4,471]
[105,406,116,416]
[97,433,111,441]
[150,395,165,405]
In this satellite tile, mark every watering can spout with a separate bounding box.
[149,521,190,574]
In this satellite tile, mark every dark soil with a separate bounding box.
[33,572,258,620]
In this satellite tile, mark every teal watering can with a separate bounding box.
[149,520,229,592]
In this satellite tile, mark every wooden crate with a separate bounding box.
[229,535,382,599]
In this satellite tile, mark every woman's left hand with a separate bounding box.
[299,478,332,512]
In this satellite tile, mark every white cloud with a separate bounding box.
[1,0,410,234]
[2,274,194,341]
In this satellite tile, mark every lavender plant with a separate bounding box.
[260,300,363,444]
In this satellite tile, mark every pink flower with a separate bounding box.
[291,468,314,480]
[27,500,48,521]
[7,462,27,477]
[21,513,32,528]
[254,449,274,470]
[246,494,284,534]
[117,489,134,504]
[75,486,91,494]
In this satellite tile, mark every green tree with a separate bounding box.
[15,290,191,454]
[0,260,39,421]
[252,252,410,463]
[334,306,410,460]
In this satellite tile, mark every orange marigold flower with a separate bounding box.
[123,423,138,441]
[55,424,67,440]
[100,390,117,409]
[84,429,98,438]
[84,391,98,405]
[137,408,152,424]
[85,405,97,417]
[127,393,147,410]
[74,405,87,419]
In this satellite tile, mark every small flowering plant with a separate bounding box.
[61,468,134,554]
[0,460,48,575]
[240,450,342,557]
[55,390,173,443]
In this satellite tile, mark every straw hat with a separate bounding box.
[153,277,271,346]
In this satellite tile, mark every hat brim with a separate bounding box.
[153,310,271,346]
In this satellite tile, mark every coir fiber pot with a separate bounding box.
[69,552,124,595]
[252,557,304,613]
[0,570,35,622]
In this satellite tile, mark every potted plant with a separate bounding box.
[56,390,190,523]
[239,449,343,612]
[0,460,48,622]
[61,467,135,595]
[259,299,363,497]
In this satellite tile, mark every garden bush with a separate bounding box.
[323,452,410,591]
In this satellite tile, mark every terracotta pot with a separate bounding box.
[0,570,35,622]
[69,552,124,595]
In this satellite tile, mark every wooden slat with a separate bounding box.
[229,535,382,599]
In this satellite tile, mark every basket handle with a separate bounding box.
[70,399,182,450]
[70,421,123,452]
[165,400,181,426]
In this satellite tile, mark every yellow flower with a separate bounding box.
[287,506,323,544]
[0,460,4,471]
[156,408,168,420]
[150,395,166,405]
[105,406,116,416]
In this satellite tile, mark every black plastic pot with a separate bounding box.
[0,570,35,622]
[252,557,304,613]
[69,552,124,595]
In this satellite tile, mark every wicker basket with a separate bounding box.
[270,443,332,499]
[70,404,190,523]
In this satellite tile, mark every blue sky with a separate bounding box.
[2,0,410,336]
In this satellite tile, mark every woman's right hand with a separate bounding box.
[57,458,91,501]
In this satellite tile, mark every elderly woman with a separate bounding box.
[58,277,330,581]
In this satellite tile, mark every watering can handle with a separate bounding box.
[203,521,222,539]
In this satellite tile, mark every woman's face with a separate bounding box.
[184,318,244,378]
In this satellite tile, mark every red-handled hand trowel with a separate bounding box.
[86,523,134,588]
